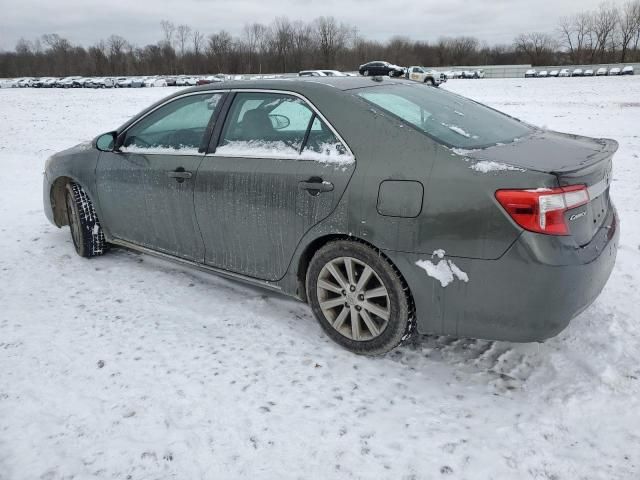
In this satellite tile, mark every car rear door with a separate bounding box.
[96,91,226,261]
[194,90,356,281]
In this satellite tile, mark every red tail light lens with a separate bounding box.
[495,185,589,235]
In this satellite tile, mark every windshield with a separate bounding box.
[355,83,531,149]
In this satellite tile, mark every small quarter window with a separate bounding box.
[302,117,348,160]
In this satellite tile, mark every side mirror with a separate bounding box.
[269,114,290,130]
[96,132,117,152]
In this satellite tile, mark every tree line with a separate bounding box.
[1,2,639,78]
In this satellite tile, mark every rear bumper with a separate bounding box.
[385,206,619,342]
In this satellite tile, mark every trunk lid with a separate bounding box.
[470,130,617,246]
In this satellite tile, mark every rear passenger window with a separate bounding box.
[217,92,313,157]
[216,91,353,164]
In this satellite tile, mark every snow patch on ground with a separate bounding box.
[1,79,640,479]
[416,249,469,287]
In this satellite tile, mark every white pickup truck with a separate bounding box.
[405,66,446,86]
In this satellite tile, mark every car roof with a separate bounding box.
[181,76,415,94]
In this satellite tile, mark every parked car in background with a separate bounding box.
[444,70,463,79]
[72,77,90,88]
[143,76,168,87]
[525,69,537,78]
[559,69,571,77]
[608,67,621,75]
[571,68,584,77]
[300,70,347,77]
[319,70,347,77]
[298,70,326,77]
[44,76,619,355]
[43,78,58,88]
[16,77,35,87]
[596,67,608,76]
[406,66,445,86]
[88,77,114,88]
[549,70,559,77]
[176,76,199,86]
[622,66,634,75]
[56,76,81,88]
[130,77,145,88]
[197,75,224,85]
[115,77,132,88]
[537,70,549,78]
[584,69,594,76]
[461,70,483,79]
[358,61,405,77]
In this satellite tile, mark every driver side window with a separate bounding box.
[216,92,314,157]
[122,93,223,154]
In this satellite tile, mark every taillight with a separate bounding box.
[495,185,589,235]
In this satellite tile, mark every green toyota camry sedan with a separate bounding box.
[44,77,619,354]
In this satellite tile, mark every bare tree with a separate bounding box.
[176,24,192,56]
[314,16,350,68]
[160,20,176,47]
[618,0,640,61]
[192,30,205,56]
[208,30,233,72]
[592,3,619,61]
[558,12,591,63]
[270,17,294,72]
[243,23,267,73]
[514,32,557,65]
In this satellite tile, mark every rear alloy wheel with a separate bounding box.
[64,182,109,258]
[307,240,414,355]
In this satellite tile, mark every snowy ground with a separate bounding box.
[1,78,639,479]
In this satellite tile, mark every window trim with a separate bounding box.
[205,89,354,160]
[116,90,230,156]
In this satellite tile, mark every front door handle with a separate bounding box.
[298,178,334,195]
[167,167,193,183]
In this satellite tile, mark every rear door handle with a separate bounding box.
[298,178,334,195]
[167,167,193,183]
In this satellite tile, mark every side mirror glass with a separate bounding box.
[96,132,116,152]
[269,114,290,130]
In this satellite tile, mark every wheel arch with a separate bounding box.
[49,176,73,227]
[295,234,414,313]
[49,176,99,228]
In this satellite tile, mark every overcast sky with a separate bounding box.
[0,0,627,51]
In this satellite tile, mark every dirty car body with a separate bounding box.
[44,77,619,350]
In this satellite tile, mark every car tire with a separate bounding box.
[363,70,369,76]
[425,78,435,86]
[306,240,415,355]
[64,182,109,258]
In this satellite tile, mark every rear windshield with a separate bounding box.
[355,84,531,149]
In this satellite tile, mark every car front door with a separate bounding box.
[96,92,226,260]
[194,91,356,281]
